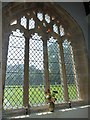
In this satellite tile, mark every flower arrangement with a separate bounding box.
[45,90,58,112]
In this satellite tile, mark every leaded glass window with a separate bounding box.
[21,16,27,29]
[3,29,25,109]
[47,37,64,102]
[45,14,50,23]
[63,40,79,100]
[29,18,35,30]
[3,8,80,111]
[37,12,43,21]
[29,33,45,106]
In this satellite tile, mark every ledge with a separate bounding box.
[2,105,89,119]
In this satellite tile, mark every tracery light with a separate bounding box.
[20,16,27,29]
[53,24,59,34]
[37,12,43,21]
[29,18,35,30]
[10,19,17,26]
[60,25,65,36]
[45,14,50,23]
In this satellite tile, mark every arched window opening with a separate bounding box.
[29,18,35,30]
[62,40,79,100]
[3,29,25,109]
[53,24,59,34]
[47,37,64,103]
[59,25,65,36]
[3,4,81,113]
[37,12,43,21]
[45,14,50,23]
[20,16,27,29]
[29,33,45,106]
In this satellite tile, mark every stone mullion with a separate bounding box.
[58,40,69,102]
[23,37,29,107]
[43,35,50,94]
[23,18,29,107]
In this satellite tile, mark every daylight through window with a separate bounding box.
[3,9,80,110]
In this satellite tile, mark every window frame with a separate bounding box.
[2,3,87,117]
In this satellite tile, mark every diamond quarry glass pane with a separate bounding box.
[20,16,27,29]
[29,33,45,106]
[3,29,25,110]
[63,40,79,100]
[45,14,50,23]
[29,18,35,30]
[47,37,64,103]
[37,12,43,21]
[53,24,59,34]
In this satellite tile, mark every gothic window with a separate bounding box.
[3,5,80,111]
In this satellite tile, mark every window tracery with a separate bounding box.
[3,7,79,110]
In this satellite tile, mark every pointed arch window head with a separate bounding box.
[31,33,42,40]
[29,18,35,30]
[48,36,57,43]
[63,39,71,48]
[12,29,24,37]
[8,29,25,65]
[20,16,27,29]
